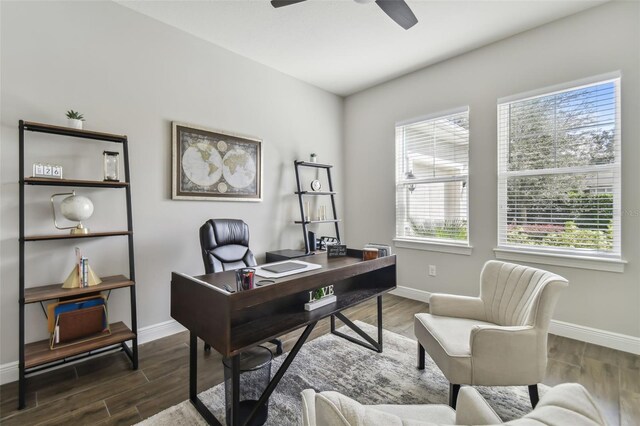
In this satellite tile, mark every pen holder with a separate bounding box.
[235,268,255,291]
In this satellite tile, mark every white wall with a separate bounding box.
[344,2,640,339]
[0,1,343,365]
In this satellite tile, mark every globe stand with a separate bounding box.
[70,223,90,235]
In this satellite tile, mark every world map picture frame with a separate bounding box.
[171,122,263,201]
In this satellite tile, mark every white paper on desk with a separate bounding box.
[255,260,322,278]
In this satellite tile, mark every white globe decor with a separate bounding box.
[51,190,94,234]
[60,195,94,221]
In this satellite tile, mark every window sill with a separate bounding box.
[393,238,473,255]
[493,247,626,273]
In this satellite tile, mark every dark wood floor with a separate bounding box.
[1,294,638,425]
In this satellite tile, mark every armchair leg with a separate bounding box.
[417,342,425,370]
[449,383,461,409]
[528,384,539,408]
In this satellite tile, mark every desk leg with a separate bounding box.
[189,332,223,426]
[230,355,240,426]
[377,295,383,353]
[190,332,197,401]
[331,295,384,353]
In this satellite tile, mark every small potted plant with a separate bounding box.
[66,110,85,130]
[309,153,317,163]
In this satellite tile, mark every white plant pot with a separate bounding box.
[310,155,317,163]
[68,119,83,129]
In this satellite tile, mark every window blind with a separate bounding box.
[497,78,621,257]
[396,108,469,243]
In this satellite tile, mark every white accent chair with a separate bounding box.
[300,383,607,426]
[414,260,568,409]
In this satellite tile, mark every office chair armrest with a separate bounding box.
[429,294,486,321]
[469,325,543,385]
[455,386,502,425]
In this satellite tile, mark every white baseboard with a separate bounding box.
[137,319,186,345]
[549,320,640,355]
[393,286,640,355]
[0,361,18,386]
[391,286,431,303]
[0,319,186,385]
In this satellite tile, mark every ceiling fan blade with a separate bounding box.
[271,0,307,8]
[375,0,418,30]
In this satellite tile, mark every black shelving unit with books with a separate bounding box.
[293,160,341,253]
[17,120,138,409]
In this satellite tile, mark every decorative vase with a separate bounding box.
[310,154,317,163]
[68,119,83,130]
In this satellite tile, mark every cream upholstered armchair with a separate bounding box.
[414,260,568,408]
[300,383,606,426]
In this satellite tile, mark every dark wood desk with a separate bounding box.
[171,250,396,426]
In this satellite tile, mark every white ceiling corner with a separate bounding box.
[115,0,609,96]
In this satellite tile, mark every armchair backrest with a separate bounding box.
[479,261,568,328]
[199,219,257,273]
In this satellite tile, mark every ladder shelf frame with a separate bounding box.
[17,120,138,410]
[293,160,341,254]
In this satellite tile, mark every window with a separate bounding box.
[497,76,621,260]
[395,108,469,247]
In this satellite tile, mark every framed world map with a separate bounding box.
[172,122,262,201]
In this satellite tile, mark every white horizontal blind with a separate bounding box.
[498,78,621,257]
[396,108,469,243]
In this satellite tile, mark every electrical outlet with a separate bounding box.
[428,265,436,277]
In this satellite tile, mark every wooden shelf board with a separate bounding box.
[24,322,135,369]
[24,275,133,304]
[295,191,336,195]
[24,177,128,188]
[294,220,341,224]
[294,160,332,169]
[24,231,131,242]
[22,121,126,143]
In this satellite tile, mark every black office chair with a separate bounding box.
[199,219,283,355]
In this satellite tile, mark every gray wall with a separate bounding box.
[0,1,343,365]
[343,1,640,338]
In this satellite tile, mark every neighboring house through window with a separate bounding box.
[497,75,621,261]
[395,107,470,249]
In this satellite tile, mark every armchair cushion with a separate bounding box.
[513,383,607,425]
[308,390,455,426]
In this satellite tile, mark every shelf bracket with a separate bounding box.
[39,301,48,320]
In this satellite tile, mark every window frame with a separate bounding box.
[393,106,472,254]
[495,72,625,271]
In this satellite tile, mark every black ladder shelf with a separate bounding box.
[17,120,138,409]
[293,160,341,253]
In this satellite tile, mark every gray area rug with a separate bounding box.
[139,322,545,425]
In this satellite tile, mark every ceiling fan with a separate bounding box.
[271,0,418,30]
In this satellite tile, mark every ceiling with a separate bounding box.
[116,0,607,96]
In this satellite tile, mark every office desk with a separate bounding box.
[171,250,396,426]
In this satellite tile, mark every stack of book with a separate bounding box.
[62,247,102,289]
[76,247,89,288]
